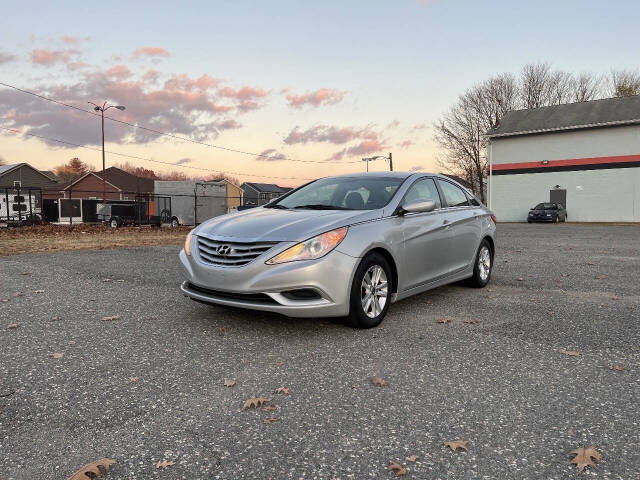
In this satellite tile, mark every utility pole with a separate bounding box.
[388,152,393,171]
[362,158,370,172]
[88,101,126,205]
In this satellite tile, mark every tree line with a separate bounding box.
[51,158,240,186]
[433,64,640,202]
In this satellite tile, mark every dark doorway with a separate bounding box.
[550,188,566,208]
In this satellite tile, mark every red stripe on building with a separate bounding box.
[492,154,640,171]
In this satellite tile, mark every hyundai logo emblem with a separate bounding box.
[216,245,233,256]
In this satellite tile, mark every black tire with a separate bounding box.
[346,252,392,329]
[160,209,171,223]
[554,215,559,224]
[466,239,493,288]
[170,217,179,227]
[109,217,119,229]
[527,220,532,223]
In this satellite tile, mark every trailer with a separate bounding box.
[0,187,43,225]
[153,181,227,225]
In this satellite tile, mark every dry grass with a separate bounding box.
[0,224,191,256]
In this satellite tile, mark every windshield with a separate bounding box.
[533,203,555,210]
[270,176,405,210]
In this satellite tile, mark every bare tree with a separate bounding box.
[547,70,575,105]
[571,72,603,102]
[520,62,553,109]
[609,69,640,97]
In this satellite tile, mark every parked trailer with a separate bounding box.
[0,187,42,225]
[153,181,227,225]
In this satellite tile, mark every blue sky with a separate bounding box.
[1,0,639,184]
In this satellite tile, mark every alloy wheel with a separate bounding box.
[478,246,491,281]
[360,265,388,318]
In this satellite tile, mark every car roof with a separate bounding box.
[326,171,440,180]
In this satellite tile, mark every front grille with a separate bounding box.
[187,282,277,304]
[196,236,278,267]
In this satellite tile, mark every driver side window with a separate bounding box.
[403,178,441,209]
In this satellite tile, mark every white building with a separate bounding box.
[488,96,640,222]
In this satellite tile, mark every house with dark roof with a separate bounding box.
[240,182,290,206]
[487,95,640,222]
[62,166,154,200]
[0,163,60,222]
[0,163,60,190]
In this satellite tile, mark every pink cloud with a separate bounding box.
[62,35,90,45]
[164,74,220,91]
[398,139,414,149]
[387,120,400,129]
[175,158,193,165]
[409,165,424,171]
[105,64,132,80]
[218,86,268,100]
[411,123,428,132]
[330,139,386,160]
[0,64,260,147]
[132,46,170,59]
[284,124,377,145]
[30,49,74,66]
[142,69,161,84]
[286,88,346,108]
[257,149,287,161]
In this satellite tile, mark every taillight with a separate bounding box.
[490,214,497,224]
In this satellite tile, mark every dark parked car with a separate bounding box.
[527,203,567,223]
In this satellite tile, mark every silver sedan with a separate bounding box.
[179,172,496,328]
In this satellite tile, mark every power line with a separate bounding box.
[0,81,361,165]
[0,126,313,181]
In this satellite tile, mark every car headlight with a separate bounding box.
[266,227,348,265]
[184,229,194,256]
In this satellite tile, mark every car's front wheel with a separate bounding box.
[466,239,493,288]
[346,252,392,329]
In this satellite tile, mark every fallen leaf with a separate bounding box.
[67,458,116,480]
[275,360,285,367]
[406,455,419,462]
[372,377,387,387]
[517,277,524,282]
[595,274,607,280]
[14,292,23,297]
[569,447,601,472]
[21,272,31,275]
[444,440,469,452]
[129,377,139,383]
[34,289,45,294]
[223,378,236,387]
[274,387,290,395]
[217,327,226,336]
[386,461,407,476]
[156,460,175,469]
[263,416,279,424]
[463,319,481,325]
[608,365,624,371]
[7,323,19,329]
[51,353,64,359]
[262,405,277,412]
[101,315,121,321]
[1,299,9,303]
[436,318,451,324]
[51,316,61,321]
[242,396,270,410]
[559,349,581,357]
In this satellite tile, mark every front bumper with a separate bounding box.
[179,247,359,318]
[528,214,556,222]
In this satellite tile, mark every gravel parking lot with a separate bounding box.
[1,223,638,479]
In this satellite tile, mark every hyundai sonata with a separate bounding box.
[179,172,496,328]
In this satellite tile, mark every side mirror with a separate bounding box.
[401,200,436,215]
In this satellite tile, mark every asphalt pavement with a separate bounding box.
[1,223,638,479]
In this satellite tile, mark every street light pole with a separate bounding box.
[361,153,394,172]
[88,101,125,205]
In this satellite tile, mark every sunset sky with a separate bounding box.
[1,0,639,187]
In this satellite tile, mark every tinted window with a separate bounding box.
[437,180,469,207]
[403,178,441,209]
[534,203,555,210]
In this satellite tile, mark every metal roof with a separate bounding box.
[488,95,640,138]
[0,163,21,176]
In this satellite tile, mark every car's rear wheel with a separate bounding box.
[466,239,493,288]
[346,252,392,329]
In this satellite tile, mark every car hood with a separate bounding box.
[195,207,381,242]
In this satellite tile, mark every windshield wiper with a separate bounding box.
[293,204,353,210]
[264,204,289,209]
